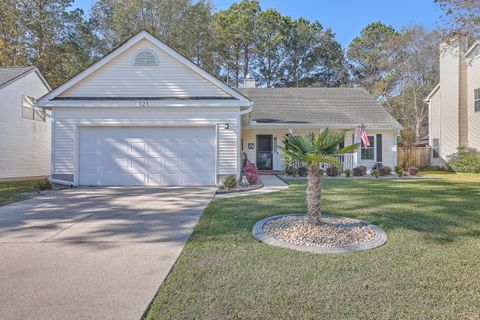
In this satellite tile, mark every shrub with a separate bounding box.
[326,166,339,177]
[298,166,308,177]
[223,175,236,189]
[344,169,352,177]
[378,166,392,176]
[244,162,259,185]
[408,166,419,176]
[447,147,480,173]
[35,179,52,191]
[285,164,297,176]
[353,166,367,176]
[371,169,379,178]
[394,165,404,177]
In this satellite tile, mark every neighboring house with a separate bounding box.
[37,31,400,187]
[0,67,51,180]
[425,36,480,166]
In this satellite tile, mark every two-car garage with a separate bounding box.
[39,31,251,187]
[78,127,216,186]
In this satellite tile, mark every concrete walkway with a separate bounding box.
[0,187,215,320]
[215,175,288,199]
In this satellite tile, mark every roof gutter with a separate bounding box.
[239,104,253,115]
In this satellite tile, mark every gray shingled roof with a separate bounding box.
[238,87,401,130]
[0,67,36,88]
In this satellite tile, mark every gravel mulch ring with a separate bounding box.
[263,215,375,247]
[253,214,387,254]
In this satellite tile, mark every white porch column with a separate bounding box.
[352,128,359,168]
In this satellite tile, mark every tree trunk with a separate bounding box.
[306,169,322,225]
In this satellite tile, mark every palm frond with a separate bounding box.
[334,143,360,155]
[280,128,357,168]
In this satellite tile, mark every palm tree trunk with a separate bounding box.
[306,169,322,225]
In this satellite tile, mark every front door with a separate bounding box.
[256,135,273,170]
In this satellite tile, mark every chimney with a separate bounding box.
[243,74,256,88]
[439,34,469,150]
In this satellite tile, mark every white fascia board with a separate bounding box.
[34,68,52,91]
[38,30,250,104]
[424,84,440,102]
[465,41,480,59]
[38,99,251,108]
[244,122,398,131]
[244,123,359,130]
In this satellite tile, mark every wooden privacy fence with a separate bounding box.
[397,147,431,168]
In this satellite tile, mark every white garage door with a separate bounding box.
[78,127,216,186]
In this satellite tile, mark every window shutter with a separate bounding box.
[376,134,382,162]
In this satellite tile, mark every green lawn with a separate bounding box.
[0,180,40,206]
[146,174,480,320]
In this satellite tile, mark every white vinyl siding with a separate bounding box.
[0,71,51,179]
[51,107,238,183]
[59,40,231,99]
[345,129,397,169]
[435,41,464,158]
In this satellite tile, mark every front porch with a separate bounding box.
[241,124,398,173]
[242,126,359,173]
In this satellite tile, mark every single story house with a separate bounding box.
[37,31,400,186]
[0,67,51,180]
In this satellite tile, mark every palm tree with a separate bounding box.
[281,128,359,226]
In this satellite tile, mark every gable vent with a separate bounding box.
[133,49,158,66]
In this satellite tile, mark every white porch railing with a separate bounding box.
[334,154,356,171]
[291,153,356,172]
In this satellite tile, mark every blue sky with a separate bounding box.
[72,0,442,48]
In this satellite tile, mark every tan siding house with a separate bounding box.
[425,37,480,165]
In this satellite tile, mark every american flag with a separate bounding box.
[358,128,370,149]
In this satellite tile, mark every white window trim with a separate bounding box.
[22,95,35,120]
[22,95,46,122]
[474,88,480,112]
[360,134,376,161]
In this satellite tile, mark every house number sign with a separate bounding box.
[138,100,149,107]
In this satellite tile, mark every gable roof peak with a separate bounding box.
[38,29,250,105]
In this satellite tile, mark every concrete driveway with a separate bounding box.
[0,187,215,320]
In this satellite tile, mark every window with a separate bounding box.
[432,138,440,158]
[133,48,158,66]
[35,106,45,122]
[22,95,45,121]
[361,136,375,160]
[475,88,480,112]
[22,95,35,120]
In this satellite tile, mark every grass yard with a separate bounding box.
[146,174,480,320]
[0,180,41,206]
